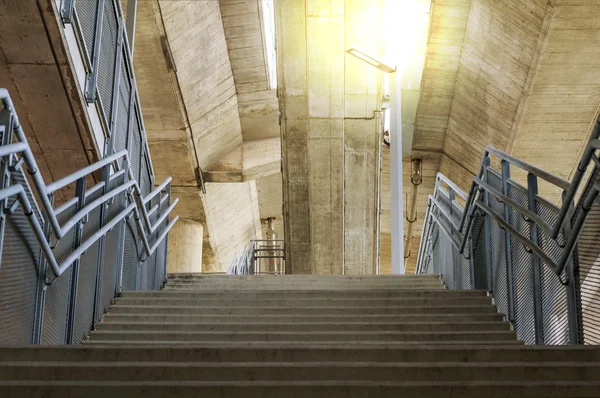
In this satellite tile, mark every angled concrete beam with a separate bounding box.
[203,138,281,183]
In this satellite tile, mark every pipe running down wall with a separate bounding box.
[404,158,422,269]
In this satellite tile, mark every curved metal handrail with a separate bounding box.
[0,90,179,278]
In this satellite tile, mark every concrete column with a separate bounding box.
[278,0,384,275]
[167,218,203,273]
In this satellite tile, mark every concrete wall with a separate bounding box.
[0,0,99,202]
[167,219,203,273]
[159,0,243,170]
[203,182,263,272]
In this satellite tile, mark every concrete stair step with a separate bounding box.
[11,346,596,364]
[95,321,511,332]
[1,361,598,382]
[107,305,501,315]
[101,312,506,324]
[82,340,524,346]
[86,330,518,343]
[120,289,486,299]
[164,280,444,285]
[3,380,598,398]
[112,296,492,307]
[166,275,440,280]
[162,285,447,291]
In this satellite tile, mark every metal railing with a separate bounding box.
[227,240,286,275]
[416,116,600,345]
[0,90,178,345]
[227,245,254,275]
[0,0,180,345]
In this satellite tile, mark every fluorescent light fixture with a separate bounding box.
[346,47,396,73]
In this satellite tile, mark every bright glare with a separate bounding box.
[260,0,277,89]
[384,0,431,78]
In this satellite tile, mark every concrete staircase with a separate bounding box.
[2,274,600,397]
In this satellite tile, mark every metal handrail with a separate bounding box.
[416,132,600,344]
[437,135,600,277]
[0,91,179,278]
[458,118,600,241]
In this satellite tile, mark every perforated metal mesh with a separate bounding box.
[431,224,441,275]
[488,195,509,319]
[140,152,152,199]
[97,0,118,123]
[471,213,489,290]
[0,204,40,344]
[114,58,131,166]
[534,197,570,345]
[72,189,103,344]
[507,183,536,344]
[74,0,97,61]
[457,247,471,290]
[122,219,141,290]
[42,203,77,345]
[130,113,142,182]
[577,200,600,344]
[99,175,127,315]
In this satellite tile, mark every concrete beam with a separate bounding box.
[203,138,281,183]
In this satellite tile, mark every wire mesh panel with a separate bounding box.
[471,213,489,290]
[130,112,142,182]
[73,189,103,344]
[42,202,78,345]
[439,228,454,289]
[431,224,441,275]
[456,247,471,290]
[122,219,141,290]
[577,201,600,344]
[99,174,127,315]
[535,198,570,345]
[507,183,536,344]
[0,204,41,344]
[114,57,131,166]
[488,204,509,319]
[97,0,119,123]
[140,152,152,199]
[74,0,98,62]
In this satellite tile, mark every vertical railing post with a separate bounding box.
[562,190,582,344]
[448,188,458,289]
[109,22,125,140]
[501,160,516,323]
[482,155,493,293]
[125,0,138,56]
[162,182,171,286]
[468,232,475,290]
[92,160,112,324]
[528,173,544,344]
[0,109,13,266]
[33,197,53,344]
[85,0,106,102]
[60,0,76,24]
[66,177,87,344]
[114,160,129,297]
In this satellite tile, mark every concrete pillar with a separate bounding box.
[277,0,384,275]
[167,218,203,273]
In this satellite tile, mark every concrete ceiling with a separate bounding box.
[131,0,282,271]
[0,0,98,202]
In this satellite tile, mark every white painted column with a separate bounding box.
[390,70,404,274]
